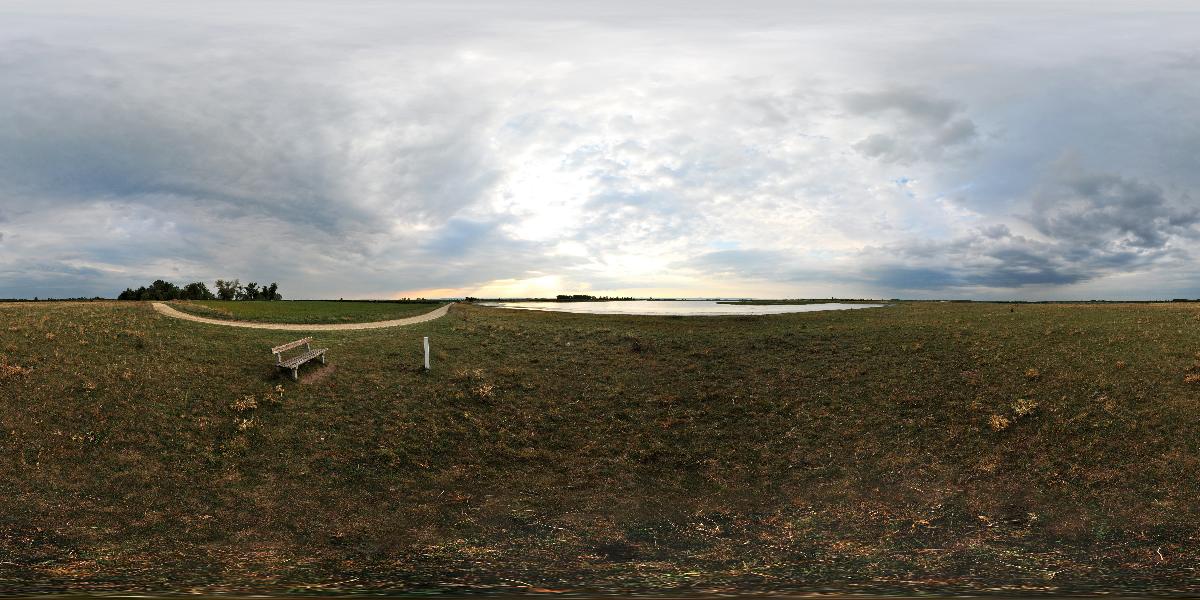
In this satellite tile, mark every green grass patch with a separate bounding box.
[2,300,1200,594]
[169,300,445,324]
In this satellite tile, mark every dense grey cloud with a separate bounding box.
[846,88,980,164]
[857,166,1200,295]
[3,1,1200,299]
[1031,168,1200,250]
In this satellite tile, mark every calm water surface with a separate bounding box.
[481,300,885,316]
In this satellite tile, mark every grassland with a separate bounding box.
[169,300,445,324]
[3,300,1200,595]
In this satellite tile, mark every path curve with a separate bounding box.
[151,302,452,331]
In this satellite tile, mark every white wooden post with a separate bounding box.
[423,336,430,371]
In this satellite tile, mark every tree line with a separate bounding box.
[555,294,634,302]
[117,279,282,301]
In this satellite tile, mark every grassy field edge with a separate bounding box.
[167,300,446,324]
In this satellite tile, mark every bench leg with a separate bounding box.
[320,354,325,365]
[291,367,299,381]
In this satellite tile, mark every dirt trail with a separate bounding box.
[151,302,452,331]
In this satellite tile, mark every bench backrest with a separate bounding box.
[272,337,312,359]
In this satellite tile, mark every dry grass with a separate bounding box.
[3,300,1200,595]
[1012,397,1039,417]
[988,413,1011,431]
[0,361,31,381]
[230,395,259,412]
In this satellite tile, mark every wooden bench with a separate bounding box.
[271,337,327,380]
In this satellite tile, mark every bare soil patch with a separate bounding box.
[299,363,337,385]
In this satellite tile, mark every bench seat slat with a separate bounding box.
[278,348,326,369]
[271,337,312,355]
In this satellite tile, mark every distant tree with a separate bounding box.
[180,281,216,300]
[146,279,181,300]
[116,282,166,301]
[240,282,260,301]
[118,278,276,301]
[215,279,240,301]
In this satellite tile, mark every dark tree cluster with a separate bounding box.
[554,294,634,302]
[556,294,598,301]
[117,280,213,301]
[118,279,281,301]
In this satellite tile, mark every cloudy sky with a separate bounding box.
[3,1,1200,299]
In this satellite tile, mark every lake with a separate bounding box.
[480,300,886,316]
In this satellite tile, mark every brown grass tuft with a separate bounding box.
[230,395,259,412]
[1012,398,1039,417]
[0,362,31,381]
[472,382,496,399]
[989,414,1011,431]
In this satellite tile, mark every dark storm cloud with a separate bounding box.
[1030,169,1200,250]
[861,229,1086,292]
[862,168,1200,292]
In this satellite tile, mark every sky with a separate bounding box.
[2,1,1200,300]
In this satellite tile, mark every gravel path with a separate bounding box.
[151,302,452,331]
